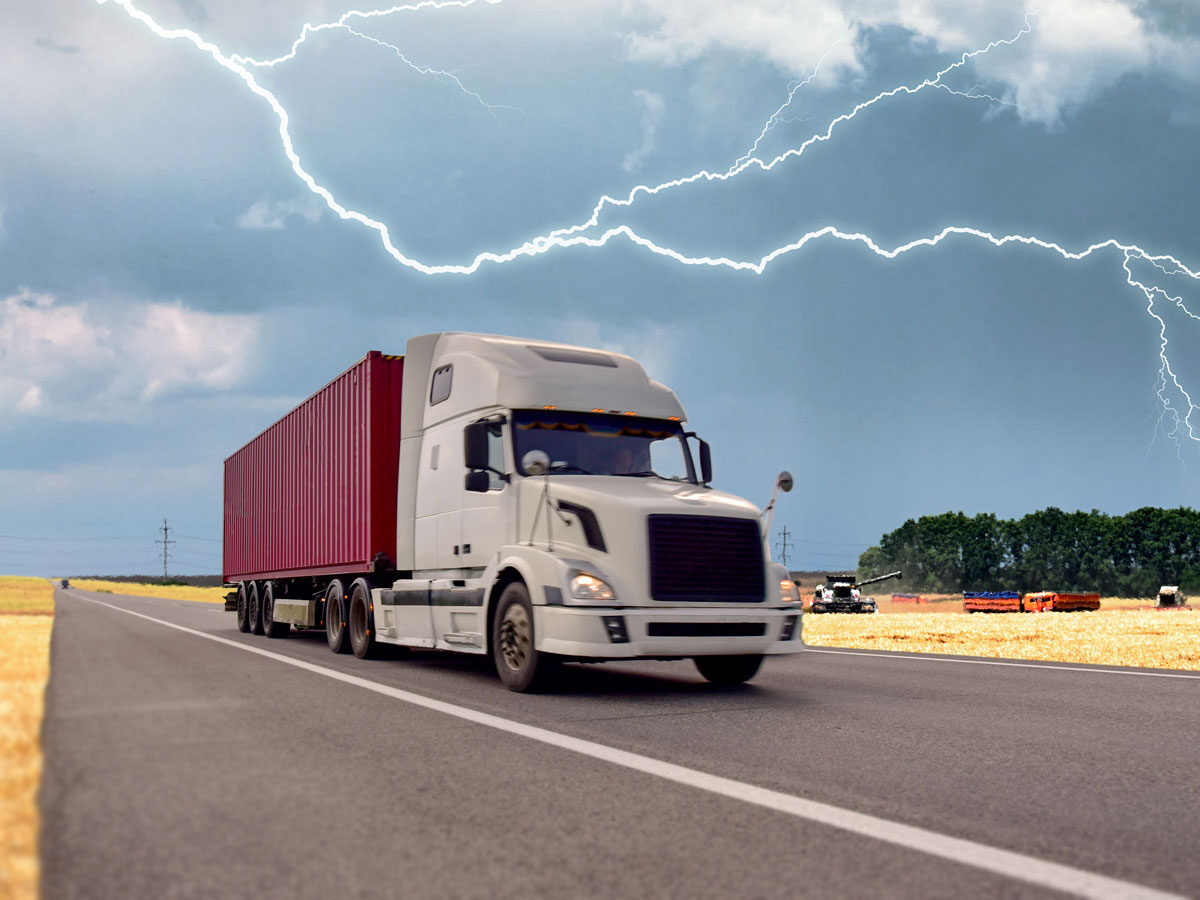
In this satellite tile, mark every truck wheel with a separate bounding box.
[262,582,290,639]
[235,582,251,633]
[694,654,763,686]
[492,581,558,692]
[348,581,378,660]
[325,581,349,654]
[248,582,265,635]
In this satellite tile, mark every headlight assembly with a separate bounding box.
[569,571,615,602]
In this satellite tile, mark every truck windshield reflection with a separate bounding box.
[512,410,695,482]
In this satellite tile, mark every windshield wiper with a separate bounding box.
[618,470,659,477]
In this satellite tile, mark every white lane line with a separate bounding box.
[74,593,1181,900]
[802,646,1200,680]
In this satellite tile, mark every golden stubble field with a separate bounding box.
[803,606,1200,671]
[70,578,227,604]
[0,577,53,900]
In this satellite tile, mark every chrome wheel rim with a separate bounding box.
[498,604,531,672]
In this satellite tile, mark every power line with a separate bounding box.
[0,533,146,542]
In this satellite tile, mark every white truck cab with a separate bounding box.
[376,332,803,690]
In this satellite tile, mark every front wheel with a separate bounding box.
[492,582,558,692]
[694,654,763,686]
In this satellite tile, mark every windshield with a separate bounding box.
[512,410,695,482]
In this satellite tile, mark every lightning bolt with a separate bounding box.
[92,1,1198,448]
[229,1,519,119]
[229,0,503,68]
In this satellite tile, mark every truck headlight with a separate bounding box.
[570,572,615,602]
[779,579,801,603]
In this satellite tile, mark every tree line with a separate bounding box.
[857,507,1199,596]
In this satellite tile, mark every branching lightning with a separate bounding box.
[92,0,1198,449]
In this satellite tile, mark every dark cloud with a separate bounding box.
[1138,0,1200,36]
[174,0,209,26]
[34,37,80,54]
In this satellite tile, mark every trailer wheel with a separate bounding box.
[694,654,763,686]
[262,582,290,639]
[325,580,349,654]
[235,582,251,633]
[492,581,558,692]
[248,582,265,635]
[348,581,378,660]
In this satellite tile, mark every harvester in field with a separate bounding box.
[810,570,902,614]
[1157,585,1188,609]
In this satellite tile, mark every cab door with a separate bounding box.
[430,419,511,648]
[459,420,511,568]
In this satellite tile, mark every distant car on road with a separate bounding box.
[60,578,70,588]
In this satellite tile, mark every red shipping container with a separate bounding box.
[223,352,405,583]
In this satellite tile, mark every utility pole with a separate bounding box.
[775,525,794,569]
[156,518,174,580]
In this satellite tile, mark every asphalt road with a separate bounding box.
[40,586,1200,899]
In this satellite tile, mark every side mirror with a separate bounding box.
[777,471,793,492]
[463,422,489,470]
[464,470,490,493]
[698,440,712,485]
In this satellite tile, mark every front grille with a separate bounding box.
[648,515,765,603]
[647,622,766,637]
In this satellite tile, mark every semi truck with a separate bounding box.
[224,332,803,691]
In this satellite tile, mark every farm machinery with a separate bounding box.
[810,571,902,614]
[1157,586,1189,609]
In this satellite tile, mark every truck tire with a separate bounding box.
[248,582,265,635]
[262,582,290,639]
[694,654,763,686]
[325,580,349,654]
[348,581,378,660]
[492,581,558,692]
[235,582,251,633]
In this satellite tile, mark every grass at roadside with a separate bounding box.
[0,578,54,900]
[803,609,1200,671]
[71,578,228,604]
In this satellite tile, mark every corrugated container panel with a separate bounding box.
[222,352,405,583]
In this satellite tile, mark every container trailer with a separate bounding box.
[224,332,802,691]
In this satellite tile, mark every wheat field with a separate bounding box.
[0,576,56,614]
[0,578,53,900]
[803,608,1200,671]
[70,578,228,604]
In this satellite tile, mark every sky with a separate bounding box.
[2,0,1199,576]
